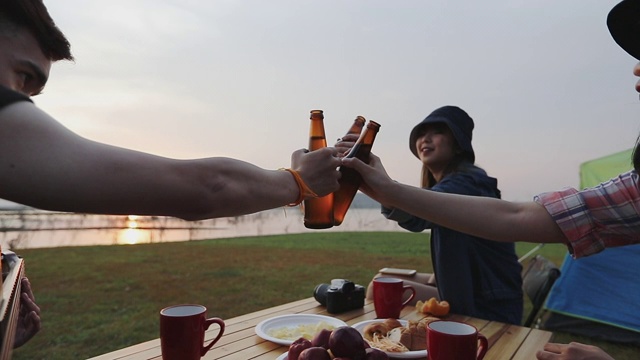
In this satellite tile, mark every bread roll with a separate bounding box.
[383,318,403,330]
[363,322,389,341]
[387,322,427,351]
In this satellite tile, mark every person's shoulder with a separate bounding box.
[449,163,492,182]
[0,85,32,109]
[438,164,499,196]
[462,163,489,176]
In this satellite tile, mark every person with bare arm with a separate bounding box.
[0,0,342,347]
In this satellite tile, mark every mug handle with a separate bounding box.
[476,333,488,360]
[401,285,416,307]
[201,317,226,356]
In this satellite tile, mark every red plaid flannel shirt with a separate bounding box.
[535,170,640,258]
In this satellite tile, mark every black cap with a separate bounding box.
[608,0,640,60]
[409,105,475,163]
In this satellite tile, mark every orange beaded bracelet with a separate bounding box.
[280,168,318,206]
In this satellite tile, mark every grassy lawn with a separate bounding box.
[9,232,640,359]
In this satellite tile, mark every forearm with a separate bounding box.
[177,147,341,218]
[172,158,300,219]
[31,155,299,220]
[0,124,299,218]
[380,181,567,244]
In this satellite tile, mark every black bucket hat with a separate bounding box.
[608,0,640,60]
[409,105,475,163]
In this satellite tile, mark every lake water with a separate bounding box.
[0,207,404,250]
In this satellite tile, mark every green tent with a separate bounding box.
[543,148,640,344]
[580,148,633,188]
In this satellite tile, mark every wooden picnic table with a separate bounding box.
[89,297,553,360]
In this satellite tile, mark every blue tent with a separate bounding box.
[543,149,640,343]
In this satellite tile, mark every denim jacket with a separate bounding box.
[382,165,523,324]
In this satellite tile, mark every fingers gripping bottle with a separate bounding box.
[303,110,334,229]
[344,116,366,140]
[333,120,381,226]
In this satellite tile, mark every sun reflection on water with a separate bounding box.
[118,215,149,245]
[126,215,139,229]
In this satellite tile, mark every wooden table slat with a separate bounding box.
[484,325,530,360]
[511,329,554,360]
[90,297,553,360]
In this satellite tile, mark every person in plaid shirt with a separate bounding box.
[534,171,639,259]
[343,1,639,358]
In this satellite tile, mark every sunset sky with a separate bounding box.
[22,0,639,207]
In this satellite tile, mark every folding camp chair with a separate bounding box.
[521,254,561,328]
[518,243,546,263]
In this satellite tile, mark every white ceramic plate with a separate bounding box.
[276,353,288,360]
[351,319,428,359]
[255,314,348,346]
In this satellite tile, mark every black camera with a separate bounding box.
[313,279,365,314]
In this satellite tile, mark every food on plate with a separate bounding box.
[415,297,450,317]
[382,318,403,330]
[362,318,433,352]
[298,346,331,360]
[362,319,403,341]
[287,326,387,360]
[328,326,367,359]
[363,322,389,341]
[364,348,389,359]
[387,321,427,351]
[288,338,313,360]
[311,328,333,349]
[367,334,410,353]
[267,320,338,341]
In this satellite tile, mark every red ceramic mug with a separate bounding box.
[160,304,225,360]
[427,320,488,360]
[373,277,416,318]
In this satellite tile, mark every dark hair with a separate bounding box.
[0,0,72,61]
[421,155,473,188]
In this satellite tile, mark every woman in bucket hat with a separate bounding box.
[365,106,524,325]
[343,1,639,359]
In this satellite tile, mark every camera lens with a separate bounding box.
[313,283,330,306]
[341,281,355,293]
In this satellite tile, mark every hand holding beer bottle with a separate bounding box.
[335,116,366,156]
[333,120,381,226]
[304,111,380,228]
[303,110,335,229]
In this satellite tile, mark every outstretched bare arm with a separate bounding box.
[341,154,567,245]
[0,102,341,219]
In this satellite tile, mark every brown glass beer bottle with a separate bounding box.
[303,110,334,229]
[346,116,366,138]
[333,120,381,226]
